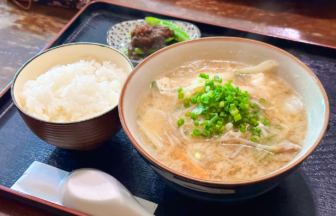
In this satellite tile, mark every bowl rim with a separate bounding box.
[119,37,330,186]
[11,42,134,125]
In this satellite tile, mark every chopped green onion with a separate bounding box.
[191,113,198,120]
[184,98,190,108]
[263,118,270,126]
[193,129,201,136]
[153,145,157,149]
[251,136,260,143]
[191,96,197,104]
[186,92,192,98]
[209,116,219,125]
[226,122,233,130]
[150,81,157,87]
[198,77,203,83]
[234,114,242,122]
[275,125,282,129]
[178,92,184,99]
[250,127,261,136]
[177,118,185,127]
[213,76,222,83]
[194,120,199,126]
[174,75,257,138]
[238,124,246,133]
[249,103,259,109]
[259,98,267,104]
[229,107,239,116]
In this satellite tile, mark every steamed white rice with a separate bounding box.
[20,58,129,122]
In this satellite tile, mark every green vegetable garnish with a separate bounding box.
[259,98,267,104]
[178,93,184,99]
[251,136,260,143]
[145,17,189,41]
[263,117,271,126]
[177,118,185,127]
[150,81,157,87]
[175,74,268,139]
[133,48,145,55]
[192,129,201,136]
[275,125,282,129]
[165,37,175,42]
[148,48,157,54]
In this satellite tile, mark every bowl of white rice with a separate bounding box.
[11,43,133,150]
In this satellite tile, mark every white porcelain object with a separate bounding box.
[119,37,329,200]
[107,19,201,64]
[58,169,153,216]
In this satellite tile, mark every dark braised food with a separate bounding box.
[127,17,190,60]
[128,25,174,60]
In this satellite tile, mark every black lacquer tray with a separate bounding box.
[0,1,335,215]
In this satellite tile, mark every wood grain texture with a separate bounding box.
[1,0,336,93]
[110,0,336,47]
[0,186,87,216]
[0,0,76,93]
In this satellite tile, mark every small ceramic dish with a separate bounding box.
[11,43,133,150]
[119,37,329,201]
[106,19,201,65]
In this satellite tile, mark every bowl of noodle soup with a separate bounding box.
[119,37,329,200]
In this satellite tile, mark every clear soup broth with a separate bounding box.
[136,60,308,182]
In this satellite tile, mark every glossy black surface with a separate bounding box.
[1,2,336,216]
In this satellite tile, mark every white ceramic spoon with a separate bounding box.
[58,169,153,216]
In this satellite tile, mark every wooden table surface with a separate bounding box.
[0,0,335,215]
[1,0,336,93]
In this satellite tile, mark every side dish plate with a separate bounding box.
[107,19,201,64]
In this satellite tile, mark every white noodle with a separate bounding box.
[239,86,261,97]
[250,99,267,109]
[174,105,197,120]
[214,136,300,153]
[137,121,164,148]
[230,146,245,159]
[164,131,175,146]
[237,60,278,74]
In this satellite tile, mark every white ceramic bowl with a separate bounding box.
[119,37,329,200]
[12,43,133,150]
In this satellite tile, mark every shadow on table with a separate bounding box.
[155,170,316,216]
